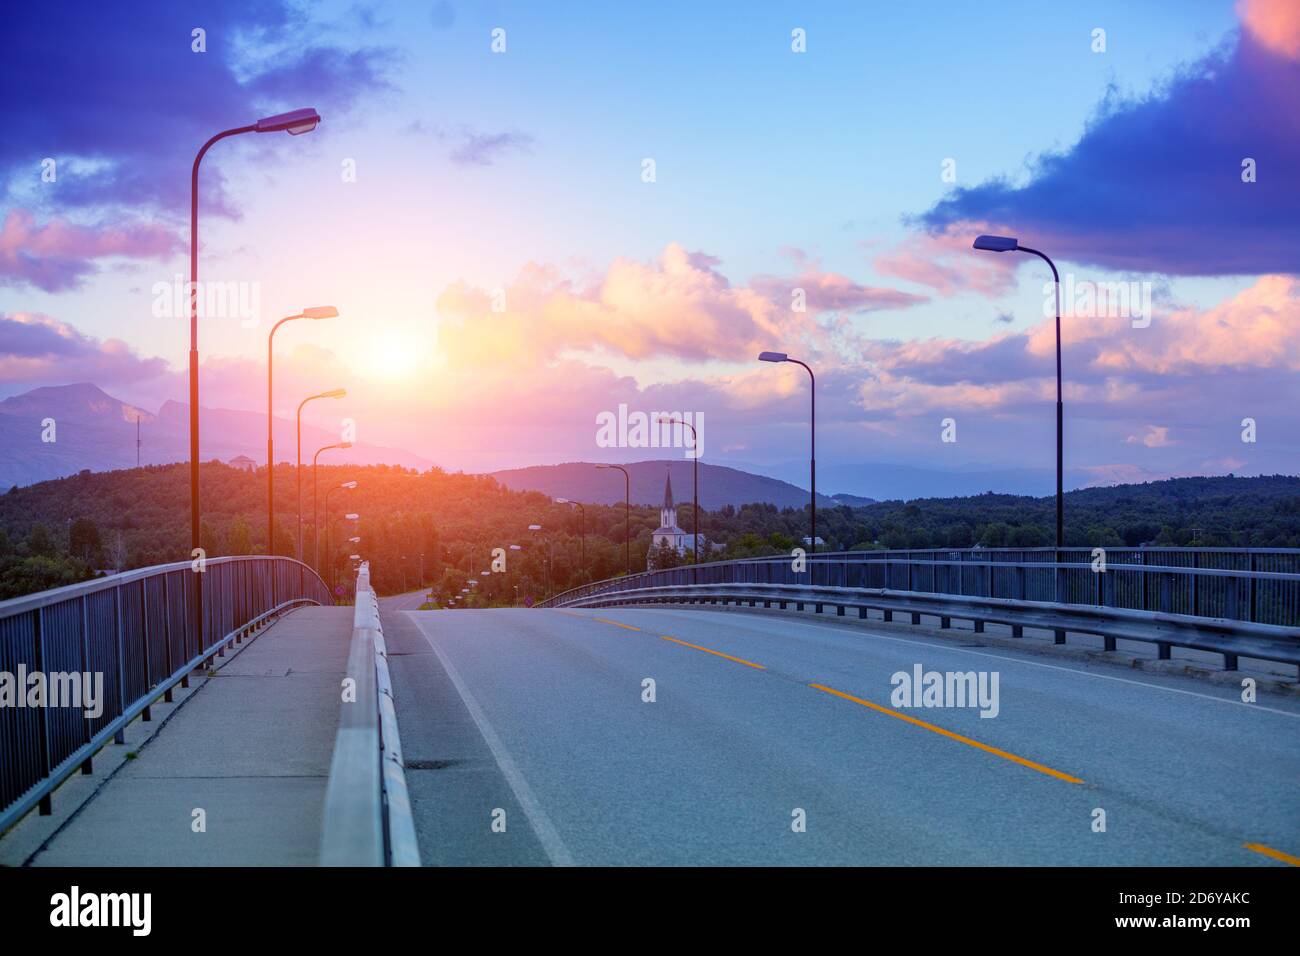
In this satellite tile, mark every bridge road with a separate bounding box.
[0,605,355,867]
[381,602,1300,867]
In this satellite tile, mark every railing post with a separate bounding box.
[113,586,126,744]
[33,607,52,815]
[140,577,152,721]
[161,577,174,702]
[79,594,93,773]
[1248,552,1257,623]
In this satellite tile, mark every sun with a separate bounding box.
[365,332,424,380]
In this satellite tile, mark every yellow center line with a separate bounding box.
[1244,842,1300,866]
[661,635,766,670]
[594,617,641,631]
[809,682,1084,785]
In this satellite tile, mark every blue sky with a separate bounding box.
[1,0,1296,491]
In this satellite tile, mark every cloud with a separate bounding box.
[1239,0,1300,58]
[1126,426,1174,448]
[449,130,534,167]
[874,223,1019,296]
[749,258,928,313]
[436,243,849,365]
[0,1,392,217]
[917,0,1300,276]
[0,209,182,291]
[0,313,168,386]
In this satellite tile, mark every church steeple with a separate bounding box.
[660,470,677,530]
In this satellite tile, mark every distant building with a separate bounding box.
[649,471,696,567]
[228,455,257,473]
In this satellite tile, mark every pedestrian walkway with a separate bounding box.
[0,605,354,866]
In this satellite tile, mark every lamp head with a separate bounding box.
[973,234,1019,253]
[341,480,357,489]
[256,108,321,135]
[758,351,788,363]
[302,306,338,320]
[555,497,569,504]
[320,388,346,400]
[339,441,353,450]
[345,513,359,520]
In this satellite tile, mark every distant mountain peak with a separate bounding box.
[0,382,153,423]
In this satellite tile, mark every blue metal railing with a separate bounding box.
[0,556,332,832]
[539,547,1300,627]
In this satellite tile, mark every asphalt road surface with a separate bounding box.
[380,603,1300,866]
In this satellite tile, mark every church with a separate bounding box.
[649,471,696,567]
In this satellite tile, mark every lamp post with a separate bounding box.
[190,108,320,637]
[555,498,586,577]
[297,388,346,560]
[268,308,338,556]
[313,441,352,569]
[972,235,1064,548]
[758,352,816,554]
[323,480,357,593]
[596,463,630,575]
[659,417,700,564]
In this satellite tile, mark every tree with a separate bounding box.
[227,518,252,556]
[69,517,104,566]
[26,523,57,558]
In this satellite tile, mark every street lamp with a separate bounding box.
[596,464,630,575]
[972,235,1064,548]
[189,108,320,632]
[658,418,700,564]
[296,387,346,559]
[268,308,339,555]
[324,480,357,593]
[555,497,586,576]
[758,351,817,554]
[313,444,352,569]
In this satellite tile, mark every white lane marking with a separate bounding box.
[601,607,1300,720]
[407,612,576,866]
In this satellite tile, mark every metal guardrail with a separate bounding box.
[320,563,418,866]
[0,556,332,833]
[556,581,1300,674]
[541,547,1300,627]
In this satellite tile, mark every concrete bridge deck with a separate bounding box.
[0,605,354,867]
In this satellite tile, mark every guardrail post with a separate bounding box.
[34,607,52,815]
[910,611,921,625]
[161,578,174,703]
[973,620,984,633]
[113,586,126,744]
[139,579,152,721]
[1248,552,1258,623]
[79,594,93,774]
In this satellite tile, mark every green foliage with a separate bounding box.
[0,464,1296,602]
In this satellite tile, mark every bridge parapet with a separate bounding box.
[0,556,331,833]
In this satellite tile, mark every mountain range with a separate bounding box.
[489,460,845,510]
[0,383,432,489]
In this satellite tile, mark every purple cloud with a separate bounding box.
[0,210,182,292]
[918,23,1300,276]
[0,1,392,217]
[0,312,169,387]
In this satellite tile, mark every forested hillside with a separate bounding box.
[0,465,1296,602]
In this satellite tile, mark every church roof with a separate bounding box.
[663,471,674,509]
